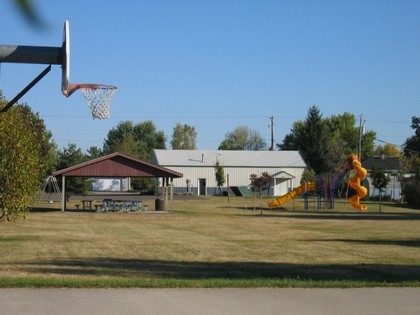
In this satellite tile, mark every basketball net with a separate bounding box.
[78,84,117,119]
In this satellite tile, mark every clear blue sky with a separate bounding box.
[1,0,418,152]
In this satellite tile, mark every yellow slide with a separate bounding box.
[268,182,315,208]
[348,157,368,210]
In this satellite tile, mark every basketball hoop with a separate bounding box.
[68,83,117,119]
[61,21,117,119]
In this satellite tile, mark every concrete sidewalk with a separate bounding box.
[1,288,419,315]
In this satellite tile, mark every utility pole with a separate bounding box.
[358,115,365,161]
[269,116,274,151]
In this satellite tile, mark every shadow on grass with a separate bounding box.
[30,207,96,213]
[23,258,420,283]
[29,207,61,213]
[228,208,420,221]
[308,238,420,248]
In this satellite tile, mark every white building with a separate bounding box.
[152,149,307,196]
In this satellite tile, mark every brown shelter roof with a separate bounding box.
[52,152,183,178]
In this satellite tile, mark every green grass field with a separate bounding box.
[1,195,420,288]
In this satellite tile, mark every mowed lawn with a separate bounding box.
[1,195,420,288]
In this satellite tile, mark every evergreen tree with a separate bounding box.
[55,143,91,199]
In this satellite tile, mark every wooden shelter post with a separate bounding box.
[61,175,66,212]
[164,177,169,211]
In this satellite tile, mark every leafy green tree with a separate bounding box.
[301,168,316,183]
[214,160,225,196]
[404,116,420,156]
[103,121,166,193]
[171,123,197,149]
[278,107,376,175]
[103,120,166,161]
[374,144,401,157]
[400,155,420,206]
[277,121,305,150]
[55,143,91,200]
[133,121,166,160]
[401,117,420,206]
[0,98,53,221]
[326,112,377,160]
[219,126,266,151]
[370,165,391,211]
[250,172,272,214]
[103,121,138,156]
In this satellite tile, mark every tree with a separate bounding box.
[370,165,391,211]
[219,126,266,151]
[250,172,272,214]
[400,155,420,206]
[404,116,420,156]
[327,112,376,160]
[374,144,401,157]
[293,106,331,174]
[278,107,376,175]
[401,117,420,206]
[103,121,166,193]
[103,120,166,161]
[0,98,53,221]
[133,121,166,160]
[103,121,138,156]
[277,121,304,150]
[301,168,316,183]
[171,123,197,149]
[55,143,91,199]
[214,160,225,196]
[86,146,103,159]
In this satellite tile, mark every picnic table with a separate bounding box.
[100,199,142,212]
[81,200,94,210]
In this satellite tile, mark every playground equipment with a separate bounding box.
[268,153,368,210]
[0,20,116,119]
[348,153,368,210]
[38,175,62,204]
[268,182,315,208]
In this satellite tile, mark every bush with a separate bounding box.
[402,183,420,207]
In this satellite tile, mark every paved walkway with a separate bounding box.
[1,288,419,315]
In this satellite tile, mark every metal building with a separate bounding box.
[151,150,307,196]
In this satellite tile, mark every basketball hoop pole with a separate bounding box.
[1,65,51,113]
[0,32,66,112]
[0,45,62,65]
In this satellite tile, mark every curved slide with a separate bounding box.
[268,182,315,208]
[348,159,368,210]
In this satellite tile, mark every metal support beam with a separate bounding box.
[0,45,62,65]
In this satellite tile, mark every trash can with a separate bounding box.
[155,198,164,211]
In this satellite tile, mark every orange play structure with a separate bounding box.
[268,153,368,210]
[268,182,315,208]
[347,153,368,210]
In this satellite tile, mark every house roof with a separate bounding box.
[271,171,296,179]
[152,150,306,168]
[52,152,183,178]
[362,156,401,172]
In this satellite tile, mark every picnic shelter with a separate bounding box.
[52,152,183,212]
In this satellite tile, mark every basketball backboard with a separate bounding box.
[61,20,71,96]
[0,20,116,117]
